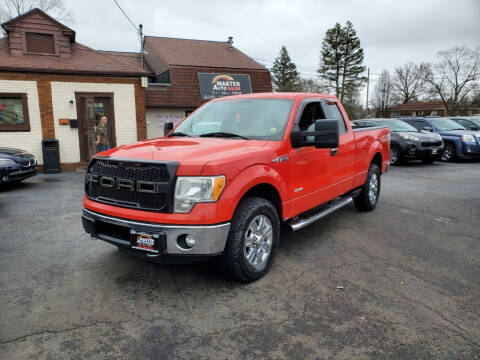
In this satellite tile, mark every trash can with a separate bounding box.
[42,139,61,174]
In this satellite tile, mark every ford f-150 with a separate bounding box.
[82,93,390,282]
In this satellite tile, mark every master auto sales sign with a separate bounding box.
[198,73,252,100]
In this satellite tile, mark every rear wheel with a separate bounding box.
[441,143,455,162]
[220,197,280,283]
[354,164,381,212]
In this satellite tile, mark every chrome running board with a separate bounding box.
[288,197,353,231]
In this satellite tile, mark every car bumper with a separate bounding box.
[82,208,231,256]
[401,143,444,160]
[0,167,37,183]
[458,143,480,158]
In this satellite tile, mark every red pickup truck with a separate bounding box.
[82,93,390,282]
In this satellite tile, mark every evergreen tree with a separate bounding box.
[318,21,366,102]
[271,46,300,92]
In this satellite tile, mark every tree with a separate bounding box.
[426,46,480,116]
[271,46,301,92]
[393,62,429,103]
[373,70,395,117]
[318,21,366,103]
[0,0,73,24]
[297,78,329,93]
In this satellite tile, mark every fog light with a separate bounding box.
[186,235,196,247]
[2,176,8,182]
[177,234,196,250]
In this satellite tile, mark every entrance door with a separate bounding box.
[77,94,114,161]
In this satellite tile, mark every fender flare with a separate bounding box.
[219,164,288,220]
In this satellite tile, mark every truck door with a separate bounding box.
[321,100,356,195]
[288,100,335,214]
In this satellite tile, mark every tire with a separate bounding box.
[354,164,381,212]
[220,197,280,283]
[441,143,455,162]
[389,146,401,166]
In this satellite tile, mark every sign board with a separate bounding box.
[155,113,185,129]
[198,73,252,100]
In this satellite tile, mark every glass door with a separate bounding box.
[78,95,112,161]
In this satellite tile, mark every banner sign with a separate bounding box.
[198,73,252,100]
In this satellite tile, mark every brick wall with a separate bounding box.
[0,79,44,163]
[0,72,146,166]
[146,65,272,108]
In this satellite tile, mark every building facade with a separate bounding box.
[0,9,274,168]
[143,36,272,138]
[0,9,149,169]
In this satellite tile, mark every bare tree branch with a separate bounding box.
[0,0,73,24]
[426,46,480,116]
[392,62,429,103]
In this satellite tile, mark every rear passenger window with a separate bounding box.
[326,102,347,134]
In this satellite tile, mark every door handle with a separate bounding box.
[330,148,338,156]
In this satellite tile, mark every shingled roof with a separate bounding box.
[0,38,150,76]
[390,101,445,111]
[0,8,151,76]
[143,36,267,74]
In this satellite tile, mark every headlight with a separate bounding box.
[0,158,16,166]
[461,134,476,143]
[398,133,420,141]
[174,176,226,213]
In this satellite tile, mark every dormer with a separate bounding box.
[1,8,75,57]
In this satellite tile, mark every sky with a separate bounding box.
[64,0,480,104]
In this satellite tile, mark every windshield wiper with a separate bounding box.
[199,132,249,140]
[168,132,190,137]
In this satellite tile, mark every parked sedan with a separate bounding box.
[352,118,444,165]
[0,147,37,185]
[399,117,480,161]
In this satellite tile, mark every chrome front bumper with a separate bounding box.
[82,209,230,255]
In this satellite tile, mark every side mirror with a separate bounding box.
[291,119,339,149]
[423,126,433,132]
[471,126,479,131]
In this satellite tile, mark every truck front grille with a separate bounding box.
[85,158,178,212]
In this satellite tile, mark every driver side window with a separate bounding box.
[298,102,323,131]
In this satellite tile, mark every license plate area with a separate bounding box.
[130,229,161,253]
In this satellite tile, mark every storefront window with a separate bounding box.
[0,94,30,131]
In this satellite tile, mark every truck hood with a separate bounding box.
[98,137,271,175]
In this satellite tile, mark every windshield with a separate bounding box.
[376,119,418,132]
[468,118,480,127]
[429,118,466,131]
[171,99,294,140]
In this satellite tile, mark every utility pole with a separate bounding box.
[365,67,370,117]
[139,24,144,69]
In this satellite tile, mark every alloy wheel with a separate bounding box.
[244,215,273,270]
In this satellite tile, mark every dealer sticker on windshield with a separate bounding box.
[130,230,159,253]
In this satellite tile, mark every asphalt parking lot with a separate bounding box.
[0,161,479,359]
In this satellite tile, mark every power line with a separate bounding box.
[112,0,138,31]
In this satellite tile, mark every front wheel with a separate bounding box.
[354,163,381,212]
[441,143,455,162]
[389,146,401,166]
[220,197,280,283]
